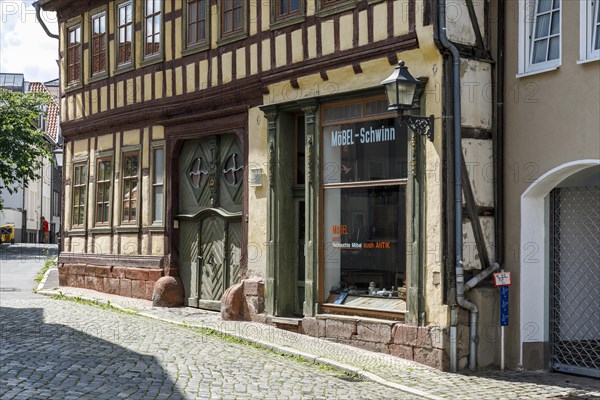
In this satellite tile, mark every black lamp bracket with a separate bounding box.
[402,114,434,142]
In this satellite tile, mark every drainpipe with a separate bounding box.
[34,2,59,39]
[438,0,478,372]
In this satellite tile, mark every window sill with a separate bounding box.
[68,229,87,236]
[217,31,248,47]
[516,65,559,79]
[64,82,83,93]
[317,1,357,18]
[89,71,108,84]
[270,15,305,31]
[114,63,135,77]
[115,225,139,233]
[148,225,165,233]
[89,226,112,234]
[182,42,210,57]
[576,57,600,65]
[141,55,164,68]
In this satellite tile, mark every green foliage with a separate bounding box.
[0,88,53,210]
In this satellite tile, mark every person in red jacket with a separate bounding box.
[42,217,49,244]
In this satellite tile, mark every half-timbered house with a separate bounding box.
[37,0,504,371]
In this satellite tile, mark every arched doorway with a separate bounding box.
[520,160,600,378]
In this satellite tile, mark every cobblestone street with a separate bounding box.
[0,297,418,400]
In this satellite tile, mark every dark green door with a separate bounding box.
[178,134,243,309]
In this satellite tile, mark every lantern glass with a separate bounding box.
[381,61,420,111]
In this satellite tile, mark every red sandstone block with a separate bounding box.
[84,276,95,290]
[66,274,77,287]
[112,267,127,279]
[126,268,150,281]
[145,281,155,300]
[413,347,449,371]
[74,275,85,288]
[301,317,326,337]
[58,272,68,287]
[131,280,146,299]
[342,339,388,354]
[104,278,120,294]
[325,319,356,340]
[84,265,97,276]
[242,279,264,296]
[147,269,163,281]
[392,324,419,346]
[119,279,132,297]
[92,276,105,292]
[94,266,112,278]
[69,264,87,275]
[389,344,414,360]
[356,322,392,344]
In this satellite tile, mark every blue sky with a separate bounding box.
[0,0,59,83]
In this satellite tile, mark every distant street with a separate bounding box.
[0,244,415,400]
[0,243,58,299]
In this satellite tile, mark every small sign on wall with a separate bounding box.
[493,271,512,286]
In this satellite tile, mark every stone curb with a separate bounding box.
[37,287,441,400]
[36,267,58,292]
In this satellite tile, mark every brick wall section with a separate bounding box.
[300,317,451,371]
[58,263,163,301]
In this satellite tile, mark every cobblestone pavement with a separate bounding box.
[0,297,421,400]
[35,284,600,400]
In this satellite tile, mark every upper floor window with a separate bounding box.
[518,0,561,76]
[580,0,600,62]
[187,0,208,46]
[91,12,107,75]
[277,0,300,19]
[121,153,139,224]
[531,0,560,65]
[72,163,87,227]
[117,1,133,65]
[95,159,112,225]
[144,0,162,58]
[67,24,81,84]
[221,0,243,35]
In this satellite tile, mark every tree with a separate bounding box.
[0,88,53,211]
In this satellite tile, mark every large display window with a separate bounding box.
[321,97,408,313]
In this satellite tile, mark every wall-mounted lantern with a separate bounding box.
[381,61,434,142]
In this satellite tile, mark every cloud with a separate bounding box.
[0,1,59,82]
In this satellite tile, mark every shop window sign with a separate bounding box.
[322,115,408,302]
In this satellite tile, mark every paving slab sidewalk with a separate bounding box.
[37,272,600,400]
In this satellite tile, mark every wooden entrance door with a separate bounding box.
[178,134,243,309]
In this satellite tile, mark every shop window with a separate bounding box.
[321,97,408,309]
[95,159,111,225]
[121,153,139,224]
[117,1,133,66]
[66,24,81,84]
[144,0,162,58]
[187,0,208,47]
[91,12,107,75]
[72,163,87,227]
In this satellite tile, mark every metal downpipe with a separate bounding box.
[438,0,478,372]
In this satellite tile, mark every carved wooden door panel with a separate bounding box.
[178,133,243,310]
[198,216,226,310]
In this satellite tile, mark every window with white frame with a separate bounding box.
[117,1,133,66]
[580,0,600,62]
[518,0,562,75]
[144,0,162,58]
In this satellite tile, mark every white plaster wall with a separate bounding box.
[460,59,492,129]
[462,138,494,207]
